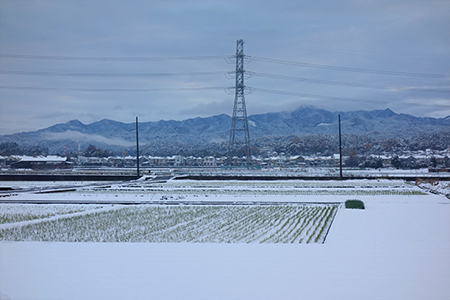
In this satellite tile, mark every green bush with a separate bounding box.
[345,200,365,209]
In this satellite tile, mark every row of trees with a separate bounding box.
[0,142,116,158]
[345,153,449,169]
[0,142,49,156]
[2,131,449,164]
[268,132,450,157]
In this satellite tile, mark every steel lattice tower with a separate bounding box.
[228,39,251,165]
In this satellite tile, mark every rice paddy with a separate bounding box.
[0,204,338,243]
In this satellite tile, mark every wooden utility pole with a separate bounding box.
[136,116,140,178]
[339,114,343,180]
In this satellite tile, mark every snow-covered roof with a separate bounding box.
[289,155,304,160]
[18,155,67,162]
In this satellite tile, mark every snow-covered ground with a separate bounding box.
[0,179,449,300]
[416,179,450,198]
[175,167,450,178]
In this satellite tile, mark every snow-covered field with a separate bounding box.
[0,204,338,243]
[0,179,449,300]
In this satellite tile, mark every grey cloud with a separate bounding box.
[43,130,134,147]
[0,0,448,135]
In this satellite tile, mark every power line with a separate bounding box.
[250,87,372,103]
[1,84,447,109]
[0,53,228,61]
[3,68,447,93]
[2,53,448,78]
[249,87,450,108]
[0,70,227,77]
[250,72,450,93]
[249,40,449,62]
[253,56,450,79]
[0,85,227,92]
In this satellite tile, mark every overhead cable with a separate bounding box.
[2,84,447,108]
[0,53,228,61]
[253,56,450,79]
[0,70,227,77]
[2,53,448,78]
[251,72,450,93]
[249,87,450,108]
[0,85,227,92]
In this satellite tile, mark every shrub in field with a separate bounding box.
[345,200,365,209]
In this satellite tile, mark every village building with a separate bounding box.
[203,156,217,167]
[9,156,72,170]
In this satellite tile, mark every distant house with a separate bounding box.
[289,155,306,167]
[174,155,185,166]
[9,156,72,170]
[0,156,19,168]
[166,155,186,167]
[203,156,216,167]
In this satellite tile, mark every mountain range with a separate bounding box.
[1,106,449,154]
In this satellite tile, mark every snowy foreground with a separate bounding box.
[0,179,449,300]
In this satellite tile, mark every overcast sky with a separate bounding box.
[0,0,449,135]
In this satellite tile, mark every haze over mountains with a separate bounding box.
[1,106,449,155]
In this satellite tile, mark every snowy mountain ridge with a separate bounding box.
[1,106,449,154]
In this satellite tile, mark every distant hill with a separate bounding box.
[1,106,449,154]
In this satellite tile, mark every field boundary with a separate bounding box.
[322,204,340,244]
[175,175,450,181]
[0,199,342,205]
[1,173,450,181]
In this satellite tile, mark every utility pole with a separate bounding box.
[228,39,251,166]
[136,116,140,178]
[339,114,343,180]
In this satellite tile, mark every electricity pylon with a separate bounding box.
[228,39,252,166]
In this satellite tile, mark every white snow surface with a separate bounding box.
[1,179,449,300]
[416,180,450,197]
